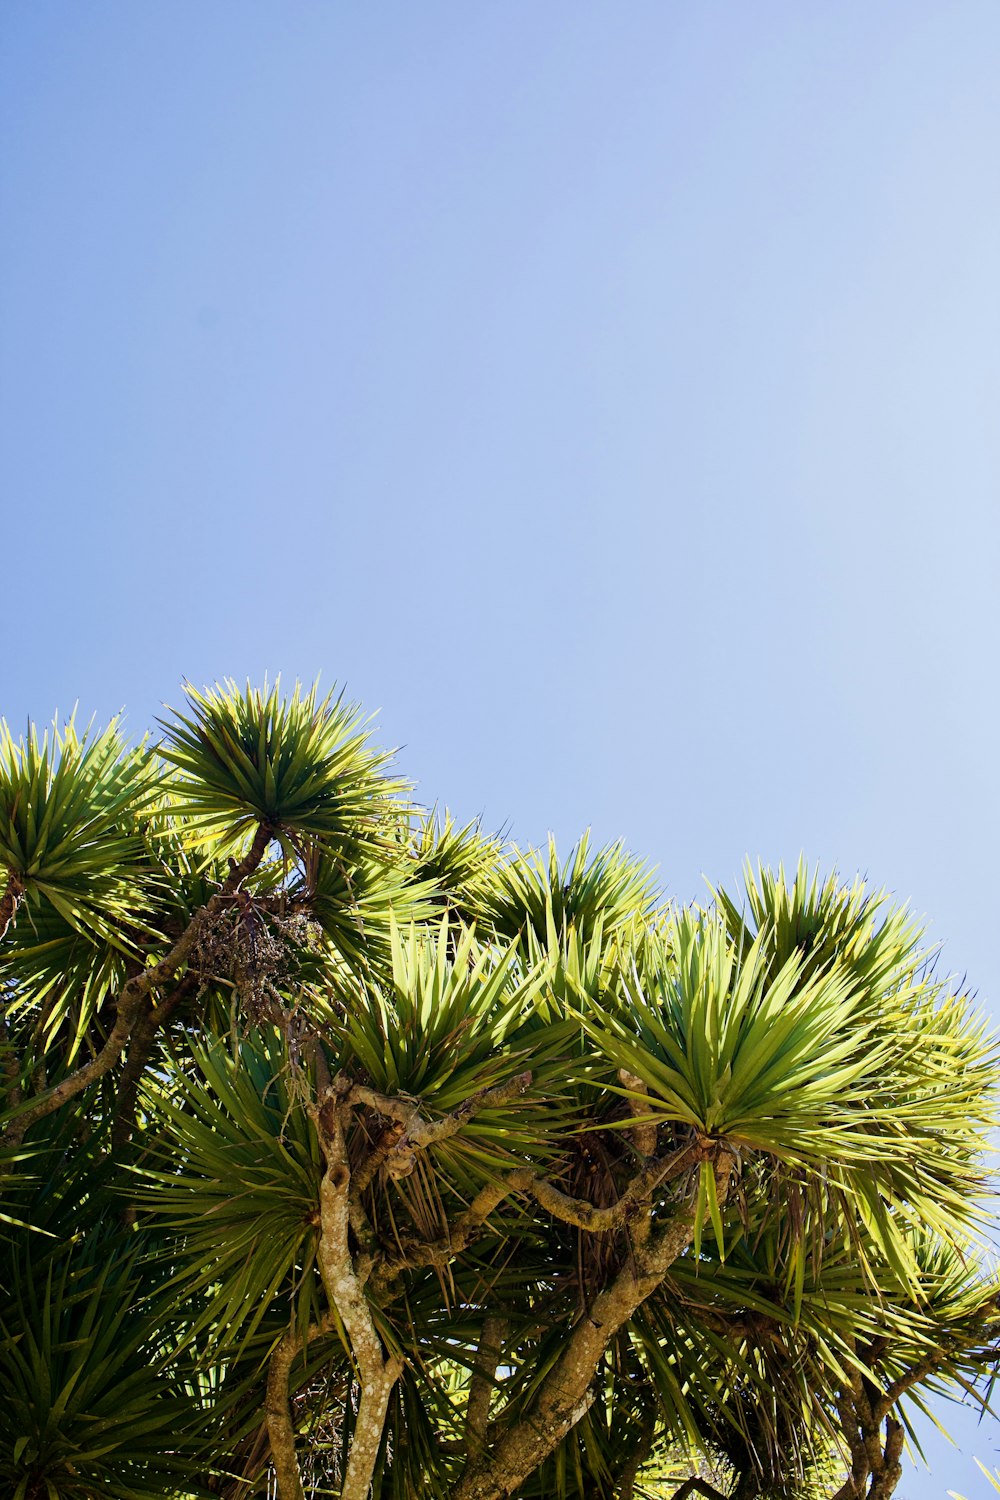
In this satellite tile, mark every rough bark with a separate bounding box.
[265,1331,308,1500]
[518,1138,701,1232]
[314,1083,404,1500]
[110,978,192,1153]
[367,1175,524,1296]
[615,1401,656,1500]
[831,1353,940,1500]
[264,1313,339,1500]
[465,1315,506,1462]
[454,1147,736,1500]
[619,1067,658,1253]
[348,1072,532,1148]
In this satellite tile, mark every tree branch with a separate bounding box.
[454,1146,738,1500]
[265,1330,308,1500]
[465,1314,506,1462]
[110,976,194,1153]
[616,1401,656,1500]
[1,823,272,1142]
[367,1139,701,1295]
[876,1326,997,1418]
[264,1311,340,1500]
[670,1481,729,1500]
[314,1082,404,1500]
[619,1068,658,1251]
[348,1071,533,1148]
[517,1137,702,1232]
[368,1174,521,1295]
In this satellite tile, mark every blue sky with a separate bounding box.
[2,4,999,1493]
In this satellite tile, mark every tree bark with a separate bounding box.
[615,1402,655,1500]
[454,1148,735,1500]
[314,1083,404,1500]
[465,1315,506,1462]
[265,1331,308,1500]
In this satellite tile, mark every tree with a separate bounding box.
[0,679,997,1500]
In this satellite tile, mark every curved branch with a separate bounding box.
[670,1481,729,1500]
[369,1175,523,1294]
[110,975,195,1154]
[616,1401,656,1500]
[348,1071,533,1148]
[455,1147,738,1500]
[517,1137,701,1232]
[265,1311,339,1500]
[466,1315,506,1462]
[2,823,272,1142]
[314,1084,404,1500]
[266,1332,308,1500]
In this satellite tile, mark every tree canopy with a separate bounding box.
[1,680,997,1500]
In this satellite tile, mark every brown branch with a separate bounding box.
[670,1481,729,1500]
[833,1354,917,1500]
[618,1069,658,1158]
[518,1137,702,1232]
[465,1315,506,1462]
[874,1329,1000,1418]
[832,1384,868,1500]
[368,1174,522,1296]
[265,1331,308,1500]
[264,1311,340,1500]
[0,877,26,1115]
[110,976,194,1153]
[875,1415,905,1500]
[314,1083,404,1500]
[367,1139,700,1294]
[351,1120,406,1197]
[348,1071,533,1148]
[454,1147,738,1500]
[1,822,272,1143]
[619,1068,658,1251]
[616,1401,656,1499]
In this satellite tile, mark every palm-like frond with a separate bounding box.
[158,678,408,855]
[2,678,996,1500]
[293,838,438,983]
[0,1230,211,1500]
[578,898,997,1287]
[483,833,660,947]
[135,1030,326,1360]
[0,717,157,945]
[334,921,543,1107]
[408,809,506,928]
[2,900,131,1065]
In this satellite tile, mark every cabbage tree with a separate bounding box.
[1,680,997,1500]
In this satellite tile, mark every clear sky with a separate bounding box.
[2,4,999,1493]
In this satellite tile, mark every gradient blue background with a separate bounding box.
[2,4,998,1494]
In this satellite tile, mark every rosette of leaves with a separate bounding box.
[0,717,157,945]
[579,890,997,1292]
[157,678,408,861]
[0,1227,211,1500]
[482,833,660,949]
